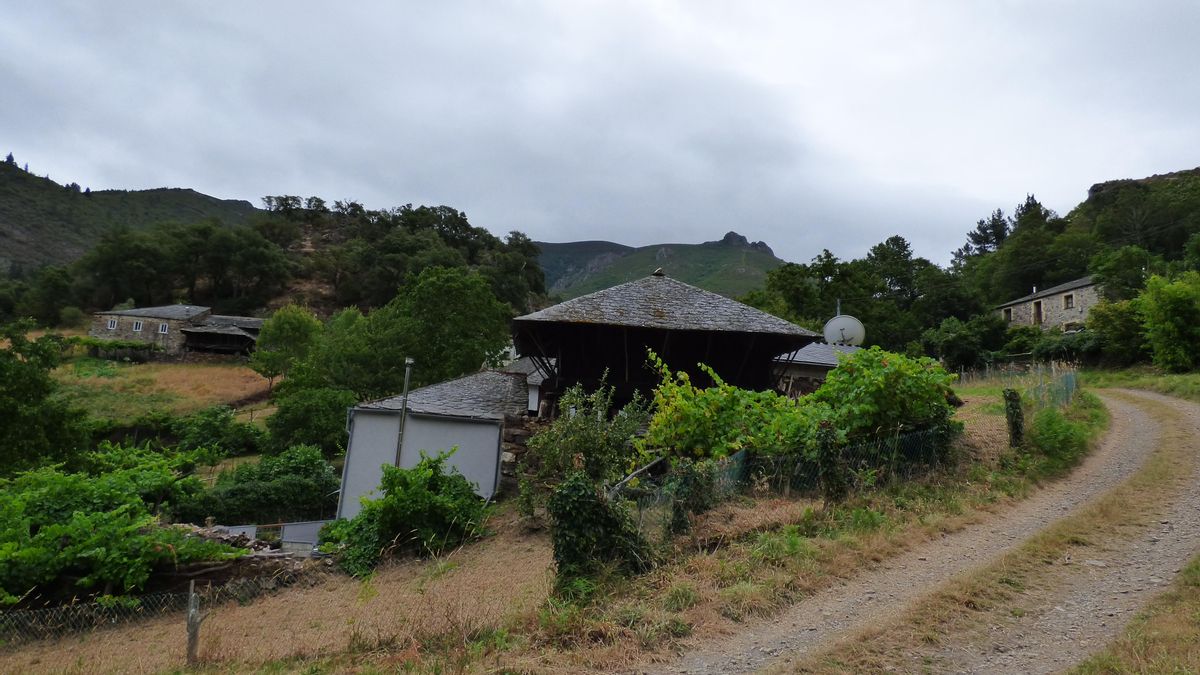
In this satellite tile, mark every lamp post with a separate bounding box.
[395,357,414,466]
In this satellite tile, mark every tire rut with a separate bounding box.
[930,390,1200,674]
[642,390,1163,675]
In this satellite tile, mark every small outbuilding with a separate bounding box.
[337,370,528,519]
[512,270,819,407]
[773,342,861,397]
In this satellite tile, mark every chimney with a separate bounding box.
[1032,285,1038,294]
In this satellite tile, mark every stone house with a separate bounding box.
[996,276,1100,331]
[89,304,262,355]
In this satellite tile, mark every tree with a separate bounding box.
[1090,245,1166,301]
[1086,300,1147,366]
[965,209,1010,254]
[1137,273,1200,372]
[4,152,13,165]
[267,387,358,456]
[0,321,89,475]
[249,304,322,388]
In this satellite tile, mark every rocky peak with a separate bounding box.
[708,231,775,257]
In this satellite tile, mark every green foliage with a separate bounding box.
[173,405,266,457]
[547,471,655,585]
[248,303,322,384]
[266,387,357,456]
[1089,245,1166,301]
[666,458,718,534]
[319,451,487,576]
[640,350,834,460]
[0,448,241,605]
[172,445,338,526]
[0,321,90,476]
[284,266,511,400]
[1136,273,1200,372]
[1086,300,1148,366]
[1029,327,1102,364]
[921,313,1007,370]
[57,305,87,328]
[810,347,961,443]
[520,380,649,516]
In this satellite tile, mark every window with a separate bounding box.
[158,322,169,334]
[1003,308,1012,322]
[106,318,117,330]
[132,320,143,332]
[1063,293,1074,310]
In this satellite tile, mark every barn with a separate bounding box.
[337,370,528,519]
[511,270,819,407]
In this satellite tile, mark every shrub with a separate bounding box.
[173,405,265,457]
[267,386,358,456]
[548,471,655,586]
[640,350,834,460]
[666,458,718,534]
[1086,299,1148,366]
[0,458,240,605]
[520,379,649,515]
[57,306,87,329]
[1137,273,1200,372]
[172,445,339,526]
[811,346,961,444]
[320,451,487,575]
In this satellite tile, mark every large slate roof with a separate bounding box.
[775,342,860,368]
[514,272,818,337]
[358,370,527,420]
[996,276,1095,309]
[97,304,211,321]
[180,324,256,338]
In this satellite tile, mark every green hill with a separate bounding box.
[0,160,258,272]
[538,231,784,299]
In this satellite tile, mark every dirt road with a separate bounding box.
[648,390,1200,674]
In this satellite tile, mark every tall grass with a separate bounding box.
[1081,367,1200,404]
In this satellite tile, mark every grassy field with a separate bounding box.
[1081,367,1200,404]
[0,383,1116,674]
[52,356,269,423]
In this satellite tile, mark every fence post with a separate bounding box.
[186,580,208,666]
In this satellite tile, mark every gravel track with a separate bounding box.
[645,390,1185,675]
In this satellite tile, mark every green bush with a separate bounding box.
[1086,300,1148,367]
[519,380,649,519]
[0,453,240,605]
[266,386,357,456]
[172,445,339,526]
[811,347,961,444]
[640,350,835,460]
[57,306,87,329]
[667,458,718,534]
[173,405,265,457]
[319,451,486,576]
[547,471,655,586]
[1020,393,1105,479]
[1137,273,1200,372]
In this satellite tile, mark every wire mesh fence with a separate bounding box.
[1024,370,1078,411]
[0,568,313,648]
[615,426,956,547]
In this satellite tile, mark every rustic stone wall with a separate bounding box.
[89,315,191,354]
[497,413,543,497]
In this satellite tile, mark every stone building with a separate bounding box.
[996,277,1101,331]
[773,342,861,397]
[89,304,262,355]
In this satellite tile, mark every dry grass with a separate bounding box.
[53,359,269,422]
[0,388,1044,674]
[0,511,554,674]
[1073,554,1200,674]
[786,391,1193,674]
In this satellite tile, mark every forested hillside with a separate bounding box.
[744,166,1200,370]
[539,231,782,299]
[0,155,257,271]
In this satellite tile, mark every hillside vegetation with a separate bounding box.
[0,157,257,271]
[539,231,782,299]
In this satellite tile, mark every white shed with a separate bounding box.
[337,370,528,520]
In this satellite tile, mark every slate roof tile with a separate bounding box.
[514,272,817,337]
[359,370,527,420]
[775,342,860,367]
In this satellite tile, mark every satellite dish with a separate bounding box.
[823,314,866,346]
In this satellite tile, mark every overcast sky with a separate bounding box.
[3,2,1197,264]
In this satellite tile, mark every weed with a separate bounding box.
[719,581,768,621]
[663,582,700,612]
